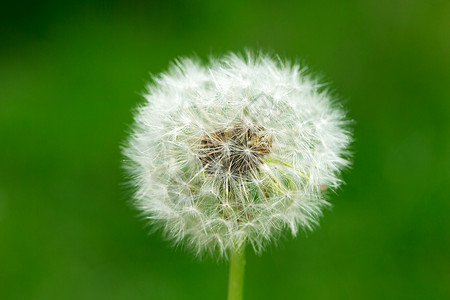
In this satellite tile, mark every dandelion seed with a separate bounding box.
[124,52,351,259]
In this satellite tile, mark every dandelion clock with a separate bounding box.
[123,52,352,300]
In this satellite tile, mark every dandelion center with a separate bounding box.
[198,121,273,176]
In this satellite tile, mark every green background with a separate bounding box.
[1,1,449,299]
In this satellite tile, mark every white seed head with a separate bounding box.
[123,52,352,258]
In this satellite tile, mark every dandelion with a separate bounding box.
[123,52,352,300]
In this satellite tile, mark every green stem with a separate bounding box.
[227,244,245,300]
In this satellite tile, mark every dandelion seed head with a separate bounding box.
[124,52,352,258]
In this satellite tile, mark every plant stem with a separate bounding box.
[227,244,245,300]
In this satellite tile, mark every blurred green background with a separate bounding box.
[1,0,449,299]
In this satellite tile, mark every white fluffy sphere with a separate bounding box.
[124,53,351,258]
